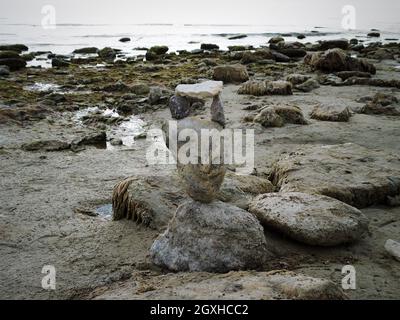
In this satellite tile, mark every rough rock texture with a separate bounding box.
[240,49,274,64]
[310,104,351,122]
[253,105,308,127]
[93,270,347,300]
[168,117,226,202]
[175,80,223,99]
[210,94,226,126]
[0,58,26,71]
[318,39,349,50]
[286,74,311,85]
[304,49,376,74]
[295,78,320,92]
[150,200,271,272]
[249,192,369,246]
[112,171,274,228]
[213,64,249,83]
[269,143,400,208]
[238,80,293,96]
[21,140,70,152]
[385,239,400,262]
[359,93,400,116]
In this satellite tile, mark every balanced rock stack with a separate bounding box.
[150,80,271,272]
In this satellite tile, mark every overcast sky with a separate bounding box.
[0,0,399,30]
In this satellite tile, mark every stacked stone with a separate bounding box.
[150,80,271,272]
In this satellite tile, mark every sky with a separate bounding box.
[0,0,399,31]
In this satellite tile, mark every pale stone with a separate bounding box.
[175,80,223,99]
[385,239,400,262]
[249,192,369,246]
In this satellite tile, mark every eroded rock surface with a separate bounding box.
[249,192,369,246]
[269,143,400,208]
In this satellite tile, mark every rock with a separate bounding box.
[119,37,131,43]
[319,73,343,85]
[0,58,26,71]
[304,49,376,74]
[0,65,10,76]
[310,104,351,122]
[297,34,306,40]
[249,192,369,246]
[72,131,107,149]
[366,48,394,60]
[359,93,400,116]
[175,80,223,99]
[130,83,150,95]
[0,44,28,53]
[385,239,400,261]
[22,140,70,152]
[146,46,169,60]
[367,32,380,37]
[335,71,372,81]
[228,45,252,51]
[268,36,285,44]
[238,80,293,96]
[210,94,226,126]
[286,74,311,85]
[102,80,129,92]
[0,51,21,59]
[318,39,349,50]
[171,117,226,203]
[73,47,99,54]
[253,105,307,127]
[271,51,291,62]
[52,58,70,68]
[269,143,400,208]
[99,47,116,61]
[150,200,271,272]
[350,38,359,45]
[21,52,35,61]
[200,43,219,50]
[94,270,347,300]
[213,64,249,83]
[240,50,274,64]
[228,34,248,40]
[169,95,191,120]
[342,77,400,89]
[295,78,320,92]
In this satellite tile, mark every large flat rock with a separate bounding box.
[270,143,400,208]
[175,80,223,99]
[93,270,347,300]
[249,192,369,246]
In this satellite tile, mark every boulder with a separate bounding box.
[249,192,369,246]
[310,104,351,122]
[318,39,349,50]
[119,37,131,43]
[286,74,311,85]
[304,49,376,74]
[0,51,21,59]
[295,78,320,92]
[240,50,274,64]
[94,270,347,300]
[253,105,307,127]
[359,93,400,116]
[0,44,28,53]
[99,47,116,61]
[146,46,169,61]
[271,51,291,62]
[269,143,400,208]
[335,71,371,81]
[367,32,380,37]
[238,80,293,96]
[213,64,249,83]
[52,58,70,68]
[150,200,271,272]
[200,43,219,50]
[268,36,284,44]
[71,131,106,149]
[0,58,26,71]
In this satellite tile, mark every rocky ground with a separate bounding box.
[1,38,400,299]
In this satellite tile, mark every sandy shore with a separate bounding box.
[0,41,400,299]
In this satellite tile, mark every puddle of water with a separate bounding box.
[95,204,113,220]
[24,82,61,92]
[74,107,146,148]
